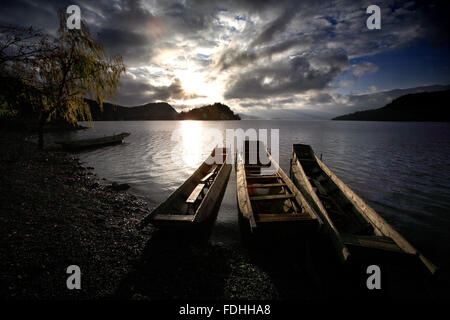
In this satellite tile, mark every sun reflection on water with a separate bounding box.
[179,121,204,167]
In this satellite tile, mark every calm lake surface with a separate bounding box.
[50,120,450,267]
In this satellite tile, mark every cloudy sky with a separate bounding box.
[1,0,449,118]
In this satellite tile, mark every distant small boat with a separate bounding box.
[137,147,232,230]
[236,140,321,235]
[290,143,437,274]
[55,132,130,150]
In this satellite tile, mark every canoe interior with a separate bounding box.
[293,144,374,236]
[291,143,437,274]
[237,141,319,233]
[144,147,231,227]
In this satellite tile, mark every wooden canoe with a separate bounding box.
[290,143,437,274]
[55,132,130,151]
[137,147,232,230]
[236,140,321,235]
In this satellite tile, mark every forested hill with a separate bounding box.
[86,100,179,120]
[332,89,450,121]
[178,103,241,120]
[86,100,240,121]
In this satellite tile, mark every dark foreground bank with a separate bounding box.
[0,133,280,299]
[0,132,154,299]
[1,133,447,300]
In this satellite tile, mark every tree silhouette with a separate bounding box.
[1,12,126,149]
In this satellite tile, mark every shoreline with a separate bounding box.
[0,132,280,299]
[1,132,446,300]
[0,132,155,299]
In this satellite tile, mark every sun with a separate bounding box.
[176,70,223,102]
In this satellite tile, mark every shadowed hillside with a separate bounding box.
[179,103,241,120]
[86,100,240,121]
[333,89,450,121]
[86,100,179,120]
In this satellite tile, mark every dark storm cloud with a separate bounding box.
[216,0,450,103]
[163,1,214,33]
[115,76,204,106]
[0,0,161,64]
[95,28,153,65]
[308,93,334,104]
[249,1,301,47]
[217,49,256,72]
[0,0,58,32]
[217,35,313,71]
[146,78,205,101]
[224,51,349,99]
[1,0,448,66]
[1,0,449,112]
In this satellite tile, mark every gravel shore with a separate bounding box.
[0,132,281,300]
[0,132,154,299]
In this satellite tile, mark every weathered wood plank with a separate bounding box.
[341,233,404,253]
[201,171,215,183]
[266,151,321,223]
[236,155,257,231]
[186,183,205,203]
[256,213,313,223]
[237,144,320,234]
[245,164,271,168]
[138,147,231,230]
[291,144,437,274]
[314,153,435,269]
[247,183,286,188]
[246,175,279,179]
[250,194,295,201]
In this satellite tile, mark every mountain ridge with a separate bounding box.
[86,99,240,121]
[332,89,450,121]
[179,103,240,120]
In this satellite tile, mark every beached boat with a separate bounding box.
[290,143,437,274]
[236,141,321,235]
[55,132,130,151]
[138,147,232,230]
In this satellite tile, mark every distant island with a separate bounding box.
[333,89,450,121]
[86,100,240,121]
[179,103,240,120]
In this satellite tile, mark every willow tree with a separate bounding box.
[31,12,125,149]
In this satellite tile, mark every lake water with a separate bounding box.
[49,120,450,267]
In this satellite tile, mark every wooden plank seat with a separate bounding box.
[246,174,279,179]
[200,165,218,185]
[186,183,206,213]
[247,183,286,188]
[187,183,206,203]
[341,233,403,253]
[250,194,295,201]
[246,163,271,168]
[255,213,311,223]
[201,171,216,185]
